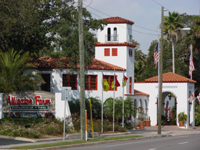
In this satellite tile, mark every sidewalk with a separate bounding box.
[1,125,200,149]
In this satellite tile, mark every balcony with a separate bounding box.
[105,34,119,42]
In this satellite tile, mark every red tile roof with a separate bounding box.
[125,89,149,97]
[29,57,126,71]
[144,72,196,83]
[102,16,134,25]
[95,42,136,48]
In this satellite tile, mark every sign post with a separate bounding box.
[61,87,71,141]
[85,110,87,141]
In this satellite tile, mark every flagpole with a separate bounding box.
[158,42,160,117]
[101,70,103,133]
[190,45,193,80]
[122,70,125,128]
[113,69,115,132]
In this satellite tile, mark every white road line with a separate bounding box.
[178,142,188,144]
[104,135,189,148]
[149,148,156,150]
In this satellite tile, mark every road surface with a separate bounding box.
[62,134,200,150]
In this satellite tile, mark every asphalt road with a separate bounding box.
[0,138,31,146]
[62,134,200,150]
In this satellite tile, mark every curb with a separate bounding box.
[27,134,171,150]
[0,132,132,143]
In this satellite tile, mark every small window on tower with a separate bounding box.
[129,49,132,57]
[104,48,110,56]
[112,48,117,56]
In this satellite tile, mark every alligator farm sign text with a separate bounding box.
[7,95,51,106]
[3,91,55,112]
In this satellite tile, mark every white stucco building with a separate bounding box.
[135,72,196,128]
[1,17,196,128]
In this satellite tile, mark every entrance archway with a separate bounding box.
[157,91,177,125]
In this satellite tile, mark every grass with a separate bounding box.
[10,135,142,149]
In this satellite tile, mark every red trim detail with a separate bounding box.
[146,108,148,110]
[63,74,77,90]
[102,17,134,25]
[155,102,157,104]
[104,48,110,56]
[144,72,196,83]
[95,42,136,48]
[112,48,118,56]
[136,108,138,110]
[129,76,132,93]
[176,102,178,104]
[85,75,98,90]
[155,124,157,126]
[129,49,132,57]
[104,75,118,91]
[189,102,192,104]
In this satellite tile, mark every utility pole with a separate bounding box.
[172,41,175,73]
[158,6,164,134]
[78,0,85,140]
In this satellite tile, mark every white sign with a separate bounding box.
[61,87,71,101]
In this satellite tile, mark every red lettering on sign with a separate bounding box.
[7,95,33,106]
[35,96,51,105]
[7,95,51,106]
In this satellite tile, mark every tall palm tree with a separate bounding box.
[0,49,42,93]
[164,11,184,73]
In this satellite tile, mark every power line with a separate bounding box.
[87,7,160,36]
[152,0,171,12]
[133,25,160,33]
[84,0,93,8]
[84,3,160,34]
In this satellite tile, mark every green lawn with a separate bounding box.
[10,135,142,149]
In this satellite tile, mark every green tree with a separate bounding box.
[0,0,54,56]
[0,0,106,64]
[0,49,42,93]
[132,39,146,82]
[50,3,106,70]
[103,97,136,123]
[185,17,200,91]
[164,11,184,73]
[140,40,158,80]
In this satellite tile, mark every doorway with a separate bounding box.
[41,74,50,92]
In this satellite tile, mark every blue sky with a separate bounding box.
[78,0,200,54]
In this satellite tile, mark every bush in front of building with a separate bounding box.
[0,121,41,138]
[69,97,102,119]
[0,118,76,138]
[0,117,46,124]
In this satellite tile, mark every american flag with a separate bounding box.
[188,89,196,102]
[197,93,200,104]
[189,45,195,76]
[154,42,160,69]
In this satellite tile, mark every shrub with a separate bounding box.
[195,115,200,126]
[71,112,80,132]
[178,112,187,122]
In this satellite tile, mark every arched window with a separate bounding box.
[139,99,142,108]
[113,27,117,41]
[133,99,137,118]
[145,100,148,114]
[166,101,169,107]
[107,28,111,41]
